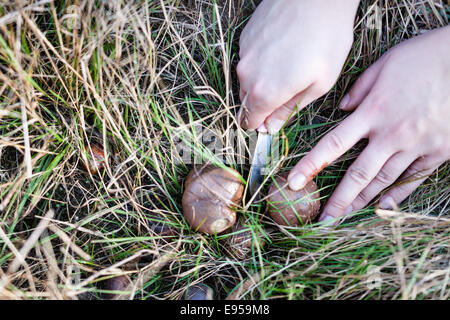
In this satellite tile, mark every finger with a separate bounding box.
[378,156,443,210]
[264,87,314,135]
[236,65,314,130]
[236,60,277,130]
[319,140,395,222]
[287,112,370,191]
[237,91,275,130]
[339,55,387,111]
[351,151,416,211]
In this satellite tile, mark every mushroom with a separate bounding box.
[182,164,244,235]
[225,218,265,260]
[101,274,132,300]
[184,283,214,300]
[84,144,107,174]
[267,174,320,226]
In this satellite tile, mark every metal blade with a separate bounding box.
[248,131,272,199]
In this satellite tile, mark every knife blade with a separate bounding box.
[239,93,273,200]
[248,125,272,199]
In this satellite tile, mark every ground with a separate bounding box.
[0,0,449,300]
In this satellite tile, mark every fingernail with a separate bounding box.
[339,94,350,109]
[344,205,353,215]
[257,123,268,133]
[379,196,394,210]
[318,214,336,227]
[288,173,306,191]
[266,118,284,135]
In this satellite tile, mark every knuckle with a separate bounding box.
[326,132,345,154]
[311,63,337,95]
[404,164,427,180]
[249,82,271,106]
[403,122,419,138]
[312,59,330,78]
[392,181,412,195]
[388,121,416,144]
[427,135,444,152]
[347,166,371,185]
[414,118,428,136]
[278,103,294,117]
[280,103,292,113]
[300,157,320,177]
[236,60,247,79]
[355,192,371,205]
[327,197,349,212]
[314,80,334,96]
[406,163,421,175]
[374,168,395,185]
[364,92,385,114]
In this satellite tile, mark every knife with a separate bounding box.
[239,93,272,200]
[248,123,272,200]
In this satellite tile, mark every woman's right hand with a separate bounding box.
[237,0,360,133]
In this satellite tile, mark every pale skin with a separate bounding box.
[237,0,450,224]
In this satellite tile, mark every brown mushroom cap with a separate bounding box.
[182,164,244,235]
[85,144,107,174]
[267,174,320,226]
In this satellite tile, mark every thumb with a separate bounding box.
[264,89,314,135]
[339,56,386,111]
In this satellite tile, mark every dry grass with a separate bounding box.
[0,0,448,300]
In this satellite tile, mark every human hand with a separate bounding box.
[286,26,450,223]
[237,0,360,133]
